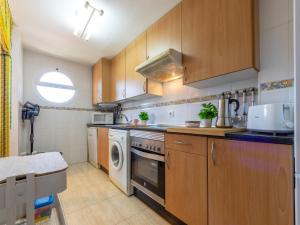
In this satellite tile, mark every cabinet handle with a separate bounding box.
[122,90,126,98]
[174,140,191,146]
[143,81,146,92]
[183,66,188,82]
[166,151,170,169]
[211,141,216,166]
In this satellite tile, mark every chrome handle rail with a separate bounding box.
[211,141,216,166]
[173,140,191,146]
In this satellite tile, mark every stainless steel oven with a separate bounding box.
[130,130,165,206]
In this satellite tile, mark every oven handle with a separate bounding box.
[131,148,165,162]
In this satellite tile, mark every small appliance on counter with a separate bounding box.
[247,103,294,134]
[216,93,240,128]
[91,112,114,125]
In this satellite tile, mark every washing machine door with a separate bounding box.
[110,141,123,171]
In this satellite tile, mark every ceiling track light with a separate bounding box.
[74,1,104,40]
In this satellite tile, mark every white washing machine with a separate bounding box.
[109,129,133,196]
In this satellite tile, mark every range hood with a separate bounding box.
[135,48,183,82]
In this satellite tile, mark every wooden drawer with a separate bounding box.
[165,133,207,156]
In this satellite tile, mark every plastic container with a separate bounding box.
[34,195,54,223]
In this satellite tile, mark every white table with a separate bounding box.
[0,152,68,225]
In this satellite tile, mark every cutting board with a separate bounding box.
[166,127,246,137]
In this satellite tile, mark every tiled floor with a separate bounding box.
[43,162,170,225]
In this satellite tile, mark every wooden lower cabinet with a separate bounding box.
[165,134,207,225]
[208,138,293,225]
[97,128,109,172]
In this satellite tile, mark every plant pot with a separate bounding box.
[140,120,148,126]
[201,119,212,128]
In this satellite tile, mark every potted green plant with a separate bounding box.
[138,111,149,125]
[198,103,218,128]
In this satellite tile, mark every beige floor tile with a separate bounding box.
[125,211,160,225]
[116,220,131,225]
[110,193,148,219]
[65,207,98,225]
[88,199,124,225]
[145,208,171,225]
[44,162,169,225]
[59,189,90,214]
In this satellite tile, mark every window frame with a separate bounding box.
[36,71,76,104]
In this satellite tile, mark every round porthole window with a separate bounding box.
[37,71,75,103]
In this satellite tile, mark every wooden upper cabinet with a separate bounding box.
[111,50,126,101]
[146,3,181,59]
[92,58,111,104]
[165,134,207,225]
[125,32,147,98]
[208,138,293,225]
[125,32,163,99]
[182,0,259,86]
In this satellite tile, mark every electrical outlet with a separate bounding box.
[168,110,175,118]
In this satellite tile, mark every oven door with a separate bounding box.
[131,148,165,204]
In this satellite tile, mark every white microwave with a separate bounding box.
[91,112,114,125]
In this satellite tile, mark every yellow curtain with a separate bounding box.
[0,0,12,157]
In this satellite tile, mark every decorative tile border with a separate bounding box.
[18,79,292,113]
[260,79,294,92]
[122,87,258,112]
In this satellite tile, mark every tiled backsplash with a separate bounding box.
[122,87,258,112]
[119,77,294,125]
[119,78,259,125]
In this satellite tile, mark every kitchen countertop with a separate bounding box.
[225,131,294,145]
[166,127,246,137]
[87,123,171,132]
[87,123,294,145]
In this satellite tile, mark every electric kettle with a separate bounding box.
[216,93,240,128]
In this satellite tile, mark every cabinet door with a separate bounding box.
[125,32,147,98]
[101,59,112,103]
[165,136,207,225]
[98,128,109,172]
[92,61,101,104]
[208,139,293,225]
[92,59,111,104]
[146,3,181,59]
[182,0,258,84]
[111,50,126,101]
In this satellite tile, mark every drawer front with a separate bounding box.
[165,133,207,156]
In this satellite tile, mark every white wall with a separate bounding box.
[22,49,93,164]
[10,26,23,156]
[120,0,294,125]
[259,0,294,104]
